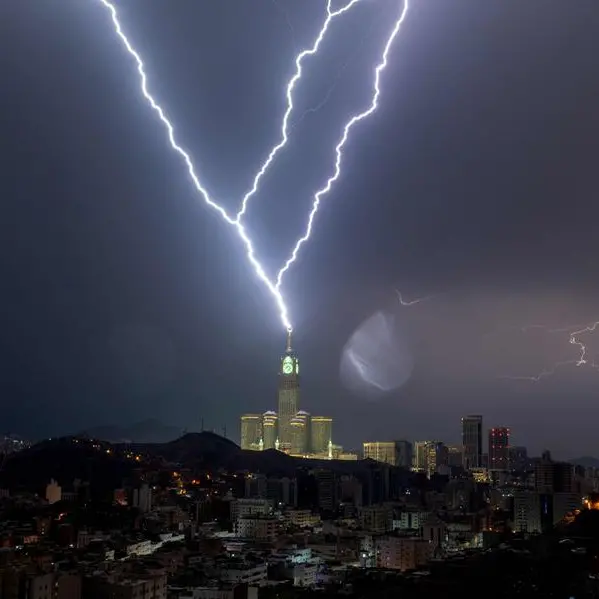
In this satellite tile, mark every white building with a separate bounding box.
[375,536,433,571]
[234,517,278,541]
[230,498,272,522]
[393,510,430,531]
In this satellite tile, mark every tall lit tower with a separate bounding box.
[277,330,300,453]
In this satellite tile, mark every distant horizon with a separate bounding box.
[6,419,596,464]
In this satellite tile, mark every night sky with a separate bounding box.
[2,0,599,457]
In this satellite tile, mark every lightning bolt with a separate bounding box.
[97,0,409,331]
[570,321,599,367]
[395,289,434,307]
[499,360,577,383]
[500,320,599,383]
[97,0,293,331]
[275,0,410,289]
[291,9,379,131]
[235,0,363,223]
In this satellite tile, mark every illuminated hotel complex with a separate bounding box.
[240,332,337,458]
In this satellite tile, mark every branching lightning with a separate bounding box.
[235,0,363,223]
[98,0,410,331]
[570,321,599,367]
[500,320,599,383]
[275,0,410,289]
[97,0,293,331]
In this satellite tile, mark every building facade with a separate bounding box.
[395,440,413,469]
[290,411,310,455]
[488,427,510,471]
[277,331,300,453]
[363,442,399,466]
[412,441,430,472]
[310,416,333,455]
[461,415,483,469]
[240,414,263,451]
[262,411,278,450]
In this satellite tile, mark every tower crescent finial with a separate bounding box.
[286,329,292,352]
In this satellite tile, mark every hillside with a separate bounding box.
[0,437,134,495]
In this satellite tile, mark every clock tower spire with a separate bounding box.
[277,331,300,453]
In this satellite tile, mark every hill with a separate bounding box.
[0,437,134,496]
[78,419,183,443]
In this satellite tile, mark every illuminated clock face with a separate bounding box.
[282,357,293,374]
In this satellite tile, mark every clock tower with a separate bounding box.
[277,330,300,453]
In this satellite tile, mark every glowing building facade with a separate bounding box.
[290,410,310,455]
[240,414,263,451]
[412,441,430,472]
[363,441,399,466]
[311,416,333,455]
[262,411,278,450]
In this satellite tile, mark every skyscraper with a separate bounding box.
[262,411,278,450]
[363,442,399,466]
[277,330,300,453]
[240,414,263,451]
[412,441,430,472]
[395,440,413,469]
[290,410,310,455]
[461,415,483,469]
[488,427,510,471]
[311,416,333,455]
[425,441,448,477]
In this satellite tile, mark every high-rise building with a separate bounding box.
[425,441,448,477]
[535,451,574,493]
[278,331,300,453]
[461,415,483,469]
[262,411,278,450]
[290,410,310,455]
[412,441,431,472]
[446,445,463,468]
[395,440,413,469]
[240,414,263,451]
[363,442,399,466]
[509,446,528,471]
[488,427,510,471]
[311,416,333,455]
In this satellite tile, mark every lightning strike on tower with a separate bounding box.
[97,0,410,334]
[276,0,410,289]
[97,0,305,332]
[235,0,364,223]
